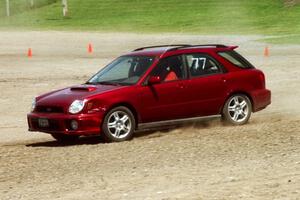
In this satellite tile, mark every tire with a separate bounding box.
[222,94,252,125]
[51,133,79,143]
[101,106,136,142]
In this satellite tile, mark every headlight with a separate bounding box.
[69,100,85,114]
[31,98,36,112]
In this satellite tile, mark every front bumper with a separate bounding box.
[27,112,103,136]
[251,89,271,112]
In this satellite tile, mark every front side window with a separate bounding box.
[185,54,222,77]
[151,55,186,82]
[218,51,254,69]
[87,56,155,85]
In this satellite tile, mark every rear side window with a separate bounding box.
[185,54,223,77]
[218,51,254,69]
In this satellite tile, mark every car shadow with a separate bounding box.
[26,130,167,147]
[135,120,214,134]
[26,119,220,147]
[26,136,104,147]
[134,125,181,139]
[26,128,175,147]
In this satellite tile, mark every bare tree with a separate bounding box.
[6,0,10,17]
[284,0,300,7]
[62,0,68,17]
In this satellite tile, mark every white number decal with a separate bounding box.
[191,57,206,69]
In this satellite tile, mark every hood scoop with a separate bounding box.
[70,85,97,92]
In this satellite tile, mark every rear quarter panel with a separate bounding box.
[223,69,269,112]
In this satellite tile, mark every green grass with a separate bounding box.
[262,34,300,44]
[0,0,57,17]
[0,0,299,43]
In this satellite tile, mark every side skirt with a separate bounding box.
[137,115,221,130]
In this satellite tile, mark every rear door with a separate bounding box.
[183,53,228,116]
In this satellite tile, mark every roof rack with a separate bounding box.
[133,44,192,51]
[168,44,227,51]
[192,44,227,48]
[133,44,228,52]
[166,44,228,52]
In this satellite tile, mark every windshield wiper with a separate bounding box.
[88,81,121,86]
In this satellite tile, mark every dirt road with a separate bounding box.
[0,31,299,200]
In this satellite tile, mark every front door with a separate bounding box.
[139,55,190,122]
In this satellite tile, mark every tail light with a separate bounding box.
[259,72,266,88]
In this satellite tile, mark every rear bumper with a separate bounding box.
[27,112,103,136]
[250,89,271,112]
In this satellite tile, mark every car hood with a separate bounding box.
[37,84,124,107]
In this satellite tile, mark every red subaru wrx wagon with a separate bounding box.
[27,44,271,142]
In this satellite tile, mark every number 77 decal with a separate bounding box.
[191,57,206,69]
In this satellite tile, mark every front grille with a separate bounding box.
[35,106,64,113]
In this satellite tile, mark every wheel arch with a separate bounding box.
[221,91,254,113]
[104,102,140,129]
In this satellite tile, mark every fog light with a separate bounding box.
[70,120,78,130]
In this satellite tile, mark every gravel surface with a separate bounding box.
[0,31,299,200]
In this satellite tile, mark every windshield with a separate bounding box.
[87,56,155,85]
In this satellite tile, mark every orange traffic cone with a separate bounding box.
[27,48,32,58]
[88,43,93,53]
[264,46,269,57]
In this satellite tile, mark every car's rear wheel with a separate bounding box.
[102,106,135,142]
[51,133,79,143]
[222,94,252,125]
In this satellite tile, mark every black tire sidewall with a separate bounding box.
[101,106,135,142]
[222,94,252,125]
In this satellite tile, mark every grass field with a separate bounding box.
[0,0,299,43]
[0,0,56,17]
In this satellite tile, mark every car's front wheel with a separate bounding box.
[222,94,252,125]
[102,106,135,142]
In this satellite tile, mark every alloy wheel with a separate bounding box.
[227,96,249,123]
[107,111,132,139]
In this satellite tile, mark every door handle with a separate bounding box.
[177,83,186,89]
[221,77,227,83]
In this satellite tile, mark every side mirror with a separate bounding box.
[148,76,161,85]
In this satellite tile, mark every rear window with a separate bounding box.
[218,51,254,69]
